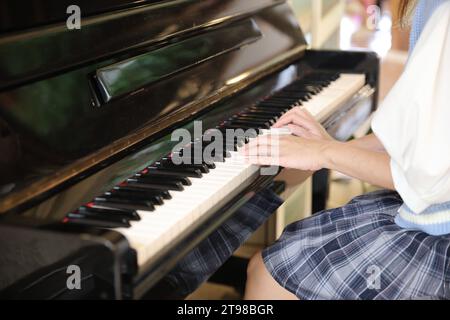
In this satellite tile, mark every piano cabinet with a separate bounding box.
[0,0,379,299]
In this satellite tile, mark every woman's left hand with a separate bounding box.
[241,134,334,171]
[273,106,334,142]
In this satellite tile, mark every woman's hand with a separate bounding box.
[273,106,334,141]
[241,134,334,171]
[241,107,336,171]
[241,133,394,190]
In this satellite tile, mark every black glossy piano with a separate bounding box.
[0,0,379,299]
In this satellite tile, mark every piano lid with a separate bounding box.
[0,0,307,213]
[0,0,164,34]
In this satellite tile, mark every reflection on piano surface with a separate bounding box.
[0,0,378,299]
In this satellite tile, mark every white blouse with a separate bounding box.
[372,1,450,215]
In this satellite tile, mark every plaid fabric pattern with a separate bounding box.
[162,188,283,297]
[263,190,450,300]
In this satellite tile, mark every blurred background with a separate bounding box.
[189,0,410,300]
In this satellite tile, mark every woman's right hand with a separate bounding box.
[272,106,334,141]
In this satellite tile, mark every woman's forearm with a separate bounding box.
[346,133,385,152]
[322,140,395,190]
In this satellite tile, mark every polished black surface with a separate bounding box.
[95,18,263,103]
[0,1,162,33]
[0,0,305,213]
[0,0,282,90]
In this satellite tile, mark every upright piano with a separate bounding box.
[0,0,379,299]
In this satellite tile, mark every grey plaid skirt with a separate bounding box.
[161,189,450,300]
[263,190,450,300]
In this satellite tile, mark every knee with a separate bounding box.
[247,251,264,279]
[245,250,298,300]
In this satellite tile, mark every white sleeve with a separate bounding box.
[371,1,450,213]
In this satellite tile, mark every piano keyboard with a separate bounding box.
[63,72,366,267]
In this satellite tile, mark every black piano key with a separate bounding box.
[146,167,202,179]
[66,213,131,228]
[224,144,238,152]
[94,196,155,211]
[203,134,249,150]
[330,73,340,81]
[262,99,298,106]
[100,191,162,210]
[257,102,292,109]
[133,174,187,188]
[207,136,246,152]
[79,205,140,220]
[219,138,242,151]
[239,109,286,122]
[197,140,233,156]
[304,79,330,85]
[228,117,272,125]
[274,94,311,103]
[72,209,138,223]
[206,149,231,161]
[225,121,270,131]
[303,85,323,94]
[114,185,172,200]
[179,146,230,162]
[233,115,276,123]
[222,124,256,131]
[266,95,300,101]
[250,105,291,112]
[157,159,212,172]
[136,173,190,184]
[104,190,164,206]
[273,91,312,100]
[174,147,224,164]
[219,126,253,136]
[138,169,196,183]
[289,83,322,94]
[299,83,325,90]
[227,119,272,129]
[127,178,184,191]
[194,140,231,155]
[214,126,258,139]
[280,90,310,98]
[244,109,286,117]
[278,93,310,102]
[160,157,216,169]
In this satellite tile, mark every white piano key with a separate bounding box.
[303,73,365,122]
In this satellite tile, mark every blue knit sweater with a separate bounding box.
[409,0,449,51]
[394,0,450,235]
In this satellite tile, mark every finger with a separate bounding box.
[242,144,278,157]
[244,155,282,166]
[243,140,267,153]
[287,124,314,138]
[297,107,315,121]
[272,108,300,128]
[274,113,316,132]
[292,109,320,132]
[273,113,301,127]
[273,106,309,127]
[247,134,283,147]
